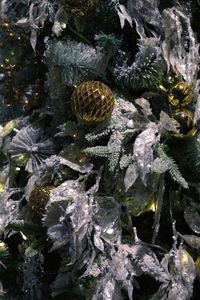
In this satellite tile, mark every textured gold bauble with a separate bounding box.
[170,109,196,137]
[29,186,54,217]
[71,81,115,124]
[168,82,194,107]
[62,0,98,17]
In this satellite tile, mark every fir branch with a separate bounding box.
[94,32,121,53]
[45,40,102,86]
[152,146,189,189]
[114,42,166,90]
[84,95,140,172]
[83,146,110,158]
[119,154,133,169]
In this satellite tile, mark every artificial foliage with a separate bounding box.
[0,0,200,300]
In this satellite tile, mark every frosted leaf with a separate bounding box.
[182,234,200,250]
[184,203,200,234]
[151,157,169,174]
[30,28,37,51]
[93,274,123,300]
[133,122,160,184]
[9,125,55,173]
[167,283,193,300]
[159,247,196,300]
[16,0,48,49]
[158,111,178,133]
[0,165,9,187]
[46,180,83,207]
[122,244,169,283]
[44,180,85,251]
[93,226,104,252]
[115,4,132,29]
[16,17,29,26]
[135,98,152,117]
[47,218,71,250]
[124,163,138,192]
[194,93,200,125]
[82,255,109,278]
[52,8,69,37]
[161,7,199,89]
[127,0,161,38]
[92,196,121,246]
[109,246,142,299]
[126,175,157,216]
[59,157,93,174]
[25,174,40,201]
[45,175,101,259]
[169,248,196,299]
[0,190,21,231]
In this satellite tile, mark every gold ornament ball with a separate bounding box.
[29,186,54,217]
[170,109,196,137]
[195,257,200,282]
[71,81,115,124]
[62,0,98,17]
[168,82,194,107]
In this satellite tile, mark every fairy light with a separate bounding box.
[15,154,28,164]
[182,252,189,264]
[21,232,27,240]
[0,241,6,249]
[159,85,167,92]
[0,184,4,193]
[61,22,67,29]
[149,203,156,212]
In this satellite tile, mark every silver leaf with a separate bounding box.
[184,204,200,234]
[93,273,123,300]
[182,234,200,250]
[159,111,178,133]
[124,163,138,192]
[30,28,38,51]
[194,93,200,125]
[52,8,69,37]
[93,229,104,252]
[133,122,160,184]
[116,4,132,29]
[135,98,152,117]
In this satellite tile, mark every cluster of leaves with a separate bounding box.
[0,0,200,299]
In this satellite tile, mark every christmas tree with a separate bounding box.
[0,0,200,299]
